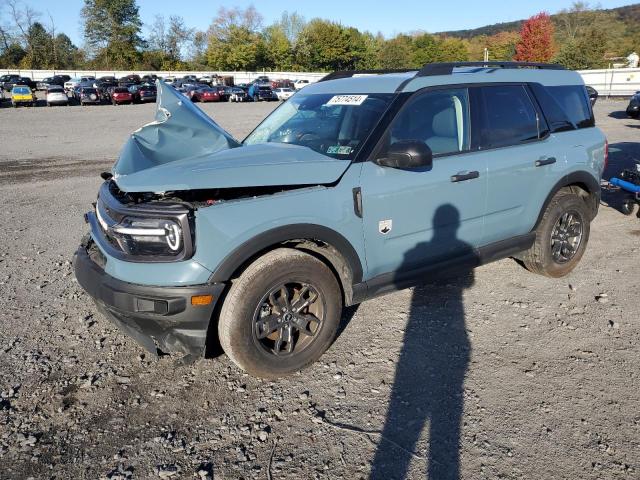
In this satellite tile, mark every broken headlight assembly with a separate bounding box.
[91,182,194,262]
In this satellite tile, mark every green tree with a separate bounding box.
[554,26,608,69]
[205,6,264,70]
[81,0,144,69]
[412,33,439,67]
[295,19,352,71]
[377,34,413,69]
[435,37,469,62]
[263,24,293,70]
[21,21,51,68]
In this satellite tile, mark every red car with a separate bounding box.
[111,87,133,105]
[191,87,221,102]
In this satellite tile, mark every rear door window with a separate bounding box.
[474,85,543,149]
[546,85,594,129]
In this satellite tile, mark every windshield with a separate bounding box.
[244,93,394,160]
[13,87,29,94]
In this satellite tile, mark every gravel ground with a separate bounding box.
[0,98,639,480]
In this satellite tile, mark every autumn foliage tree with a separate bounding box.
[514,12,555,62]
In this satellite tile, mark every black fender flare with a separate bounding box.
[534,170,601,229]
[208,223,364,289]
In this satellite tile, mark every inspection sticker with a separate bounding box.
[326,94,368,106]
[327,145,353,155]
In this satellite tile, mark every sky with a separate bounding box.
[23,0,638,46]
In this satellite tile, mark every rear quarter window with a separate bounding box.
[546,85,594,129]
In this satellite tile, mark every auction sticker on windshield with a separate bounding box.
[326,95,368,106]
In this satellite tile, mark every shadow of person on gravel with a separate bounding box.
[370,204,475,480]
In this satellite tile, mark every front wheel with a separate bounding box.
[522,190,591,277]
[218,249,342,378]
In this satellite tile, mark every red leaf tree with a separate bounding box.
[514,12,556,62]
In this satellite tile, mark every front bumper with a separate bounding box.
[73,240,225,357]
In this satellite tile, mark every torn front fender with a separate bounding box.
[112,80,241,177]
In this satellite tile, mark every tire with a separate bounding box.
[621,198,637,216]
[522,190,591,278]
[218,248,342,378]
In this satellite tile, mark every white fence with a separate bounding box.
[577,68,640,97]
[2,67,639,96]
[0,69,325,84]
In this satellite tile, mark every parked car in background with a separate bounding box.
[141,74,157,84]
[191,86,221,102]
[4,76,36,91]
[254,85,278,101]
[80,87,101,105]
[271,79,294,89]
[164,76,177,85]
[182,75,198,83]
[229,87,249,102]
[119,74,140,85]
[586,86,598,106]
[198,75,217,85]
[254,75,269,84]
[626,91,640,118]
[274,87,295,101]
[37,75,67,90]
[1,74,21,91]
[72,82,94,101]
[97,80,118,100]
[212,85,232,101]
[45,85,69,106]
[10,85,36,107]
[65,78,81,93]
[111,87,134,105]
[137,84,157,103]
[293,79,310,90]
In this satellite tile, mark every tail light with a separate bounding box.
[603,139,609,173]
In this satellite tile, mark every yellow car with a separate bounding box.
[11,85,36,107]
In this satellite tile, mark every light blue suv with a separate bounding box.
[74,62,607,377]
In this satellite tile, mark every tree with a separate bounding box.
[81,0,144,69]
[295,19,354,71]
[554,26,608,69]
[205,6,265,70]
[377,34,413,69]
[21,22,51,68]
[148,14,193,67]
[263,24,293,71]
[434,37,469,62]
[514,12,555,62]
[276,11,305,46]
[412,33,439,67]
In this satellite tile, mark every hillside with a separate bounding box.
[439,3,640,38]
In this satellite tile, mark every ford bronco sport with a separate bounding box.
[74,62,607,378]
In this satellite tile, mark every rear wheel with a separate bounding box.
[218,249,342,378]
[621,198,637,216]
[522,190,591,277]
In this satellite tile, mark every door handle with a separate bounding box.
[451,171,479,182]
[535,157,556,167]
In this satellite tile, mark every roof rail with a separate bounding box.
[318,69,415,82]
[416,61,565,77]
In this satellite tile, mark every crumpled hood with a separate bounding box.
[113,80,350,193]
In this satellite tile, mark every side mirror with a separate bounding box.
[375,140,433,169]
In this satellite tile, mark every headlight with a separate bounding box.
[111,216,183,256]
[92,182,195,262]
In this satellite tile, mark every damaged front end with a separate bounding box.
[74,80,353,358]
